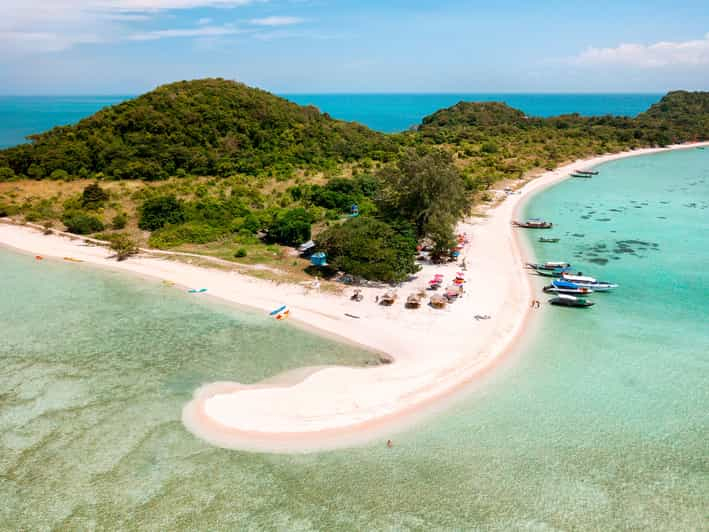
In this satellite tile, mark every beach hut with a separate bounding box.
[379,290,397,306]
[430,294,447,309]
[406,292,423,309]
[310,252,328,267]
[445,285,462,300]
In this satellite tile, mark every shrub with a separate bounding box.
[139,195,185,231]
[148,222,226,248]
[481,142,499,154]
[112,212,127,230]
[316,217,419,282]
[234,247,247,258]
[267,208,313,246]
[82,182,109,209]
[50,169,70,181]
[62,212,105,234]
[0,166,17,181]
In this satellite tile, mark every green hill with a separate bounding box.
[420,101,528,129]
[0,78,396,181]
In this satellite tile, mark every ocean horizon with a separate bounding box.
[0,92,663,148]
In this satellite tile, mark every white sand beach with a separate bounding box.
[1,142,706,453]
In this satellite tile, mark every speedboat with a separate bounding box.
[543,279,594,295]
[560,273,618,291]
[549,294,594,308]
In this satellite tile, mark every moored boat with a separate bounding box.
[543,279,594,295]
[560,273,618,291]
[535,269,567,278]
[527,261,571,270]
[576,169,599,175]
[571,173,593,178]
[513,218,553,229]
[549,294,595,308]
[538,237,560,243]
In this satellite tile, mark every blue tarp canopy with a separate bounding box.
[553,280,578,288]
[310,252,328,267]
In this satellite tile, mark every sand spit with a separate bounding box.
[2,142,707,453]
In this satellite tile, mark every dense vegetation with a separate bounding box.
[316,217,419,283]
[0,78,397,181]
[1,81,708,282]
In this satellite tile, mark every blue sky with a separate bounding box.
[1,0,708,94]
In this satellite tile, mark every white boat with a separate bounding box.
[561,273,618,291]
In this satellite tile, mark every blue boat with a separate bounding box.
[543,279,593,295]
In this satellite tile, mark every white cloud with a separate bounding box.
[574,33,709,68]
[250,16,304,26]
[128,25,242,40]
[0,0,261,53]
[197,17,213,25]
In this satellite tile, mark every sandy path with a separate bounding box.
[2,141,706,452]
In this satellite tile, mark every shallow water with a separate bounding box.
[2,148,708,530]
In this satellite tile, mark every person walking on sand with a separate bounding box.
[386,439,393,448]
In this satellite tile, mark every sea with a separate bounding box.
[1,96,708,529]
[0,93,662,147]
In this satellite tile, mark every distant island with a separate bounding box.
[1,78,708,282]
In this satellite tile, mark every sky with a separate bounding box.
[1,0,708,94]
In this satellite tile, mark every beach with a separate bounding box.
[1,142,707,453]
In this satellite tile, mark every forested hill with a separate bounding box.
[0,78,397,181]
[418,90,709,144]
[636,90,709,139]
[420,101,528,129]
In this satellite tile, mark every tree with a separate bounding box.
[316,217,418,283]
[108,233,139,261]
[139,195,186,231]
[267,208,312,246]
[81,182,109,209]
[377,147,468,248]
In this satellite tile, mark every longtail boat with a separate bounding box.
[549,294,595,308]
[513,218,553,229]
[526,261,571,271]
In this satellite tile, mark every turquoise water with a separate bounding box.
[2,148,707,529]
[0,96,129,149]
[286,93,662,133]
[0,93,661,147]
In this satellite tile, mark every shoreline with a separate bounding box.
[1,141,707,453]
